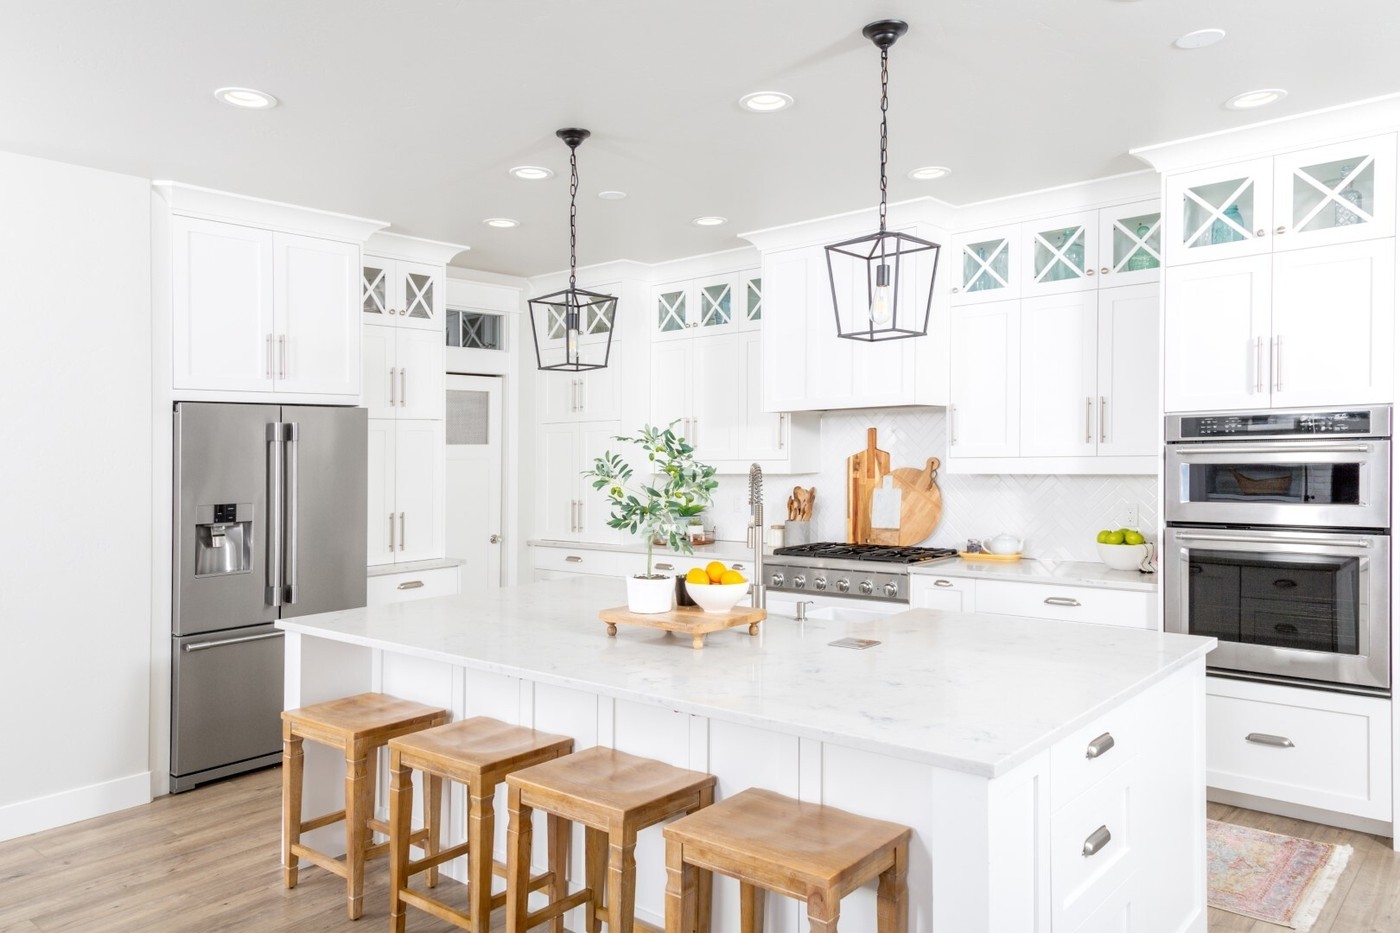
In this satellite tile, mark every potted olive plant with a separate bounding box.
[585,423,718,613]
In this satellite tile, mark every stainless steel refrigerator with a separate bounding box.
[171,402,366,792]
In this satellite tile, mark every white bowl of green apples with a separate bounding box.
[1096,528,1148,571]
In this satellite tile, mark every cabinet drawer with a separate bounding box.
[1051,760,1137,933]
[366,566,459,606]
[532,547,633,578]
[909,575,972,612]
[1051,693,1144,811]
[975,581,1153,628]
[1206,679,1391,820]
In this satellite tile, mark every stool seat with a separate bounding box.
[280,692,449,920]
[663,788,911,933]
[510,746,714,823]
[388,718,574,933]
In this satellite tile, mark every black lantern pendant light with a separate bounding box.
[529,128,617,371]
[825,20,940,342]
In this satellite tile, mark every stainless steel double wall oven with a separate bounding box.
[1164,406,1391,694]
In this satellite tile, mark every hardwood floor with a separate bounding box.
[1,767,1397,932]
[1206,801,1400,933]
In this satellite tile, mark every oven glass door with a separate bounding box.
[1165,527,1389,691]
[1164,439,1389,529]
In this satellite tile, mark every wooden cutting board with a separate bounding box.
[846,427,891,544]
[868,457,944,546]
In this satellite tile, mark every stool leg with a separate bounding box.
[345,740,372,920]
[505,784,533,933]
[547,813,569,933]
[876,840,909,933]
[695,785,714,933]
[281,727,303,889]
[388,750,413,933]
[740,882,765,933]
[607,828,638,933]
[584,826,607,933]
[424,772,443,889]
[664,837,698,933]
[805,888,839,933]
[468,781,494,933]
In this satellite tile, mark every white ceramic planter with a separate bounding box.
[625,575,674,614]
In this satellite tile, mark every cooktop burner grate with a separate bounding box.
[772,542,958,564]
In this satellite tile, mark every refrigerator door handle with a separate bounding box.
[265,422,285,607]
[284,422,299,605]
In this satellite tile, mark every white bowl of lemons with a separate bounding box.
[1096,528,1148,571]
[685,561,750,613]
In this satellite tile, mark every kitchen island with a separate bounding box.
[278,577,1213,933]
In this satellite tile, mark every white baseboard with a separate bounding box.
[0,771,152,842]
[1208,786,1395,840]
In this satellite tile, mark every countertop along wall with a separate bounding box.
[709,407,1158,561]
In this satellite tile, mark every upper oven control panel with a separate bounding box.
[1167,406,1390,442]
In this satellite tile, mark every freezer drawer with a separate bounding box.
[171,624,284,789]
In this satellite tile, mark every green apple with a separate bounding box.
[1096,530,1112,544]
[1123,530,1145,546]
[1103,530,1125,545]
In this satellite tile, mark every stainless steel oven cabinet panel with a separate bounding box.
[1164,438,1390,529]
[1164,527,1389,691]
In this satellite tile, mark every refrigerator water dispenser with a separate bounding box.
[193,502,252,576]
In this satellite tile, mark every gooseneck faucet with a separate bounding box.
[747,463,766,610]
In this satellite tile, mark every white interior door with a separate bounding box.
[445,375,503,588]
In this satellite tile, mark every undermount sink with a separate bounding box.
[799,606,893,625]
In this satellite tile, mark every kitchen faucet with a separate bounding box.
[747,463,765,610]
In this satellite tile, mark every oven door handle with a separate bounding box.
[1174,443,1373,455]
[1174,532,1373,549]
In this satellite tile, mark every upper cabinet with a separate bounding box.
[362,258,444,331]
[652,272,759,341]
[156,182,386,404]
[1164,135,1396,265]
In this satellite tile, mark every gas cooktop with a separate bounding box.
[772,543,958,565]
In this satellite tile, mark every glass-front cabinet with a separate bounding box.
[1165,134,1396,265]
[741,269,762,331]
[950,225,1018,304]
[1098,199,1162,286]
[1023,211,1096,295]
[652,273,744,340]
[361,258,445,331]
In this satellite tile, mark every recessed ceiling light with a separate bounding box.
[738,91,794,113]
[509,165,554,180]
[908,166,951,181]
[1226,88,1287,110]
[692,216,728,227]
[483,218,518,228]
[214,87,278,109]
[1174,28,1225,49]
[597,190,628,200]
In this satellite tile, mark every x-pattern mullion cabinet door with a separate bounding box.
[1023,212,1098,296]
[951,225,1019,305]
[653,282,692,341]
[1097,200,1163,287]
[739,269,763,332]
[1165,158,1274,265]
[1272,135,1397,250]
[361,261,392,324]
[395,260,443,331]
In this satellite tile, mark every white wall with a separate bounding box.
[0,152,153,839]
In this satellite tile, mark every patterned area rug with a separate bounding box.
[1207,819,1353,931]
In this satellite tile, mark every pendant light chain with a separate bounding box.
[568,144,579,290]
[878,44,889,235]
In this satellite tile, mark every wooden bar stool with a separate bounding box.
[387,717,575,933]
[504,746,716,933]
[281,692,449,920]
[662,787,911,933]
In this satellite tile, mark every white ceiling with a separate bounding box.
[3,1,1397,277]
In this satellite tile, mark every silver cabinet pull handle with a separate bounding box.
[1082,825,1112,858]
[778,412,786,451]
[565,555,584,563]
[490,534,501,544]
[934,579,954,588]
[950,404,958,445]
[1099,396,1107,443]
[284,422,299,604]
[1177,442,1371,455]
[278,334,287,379]
[578,378,585,413]
[389,367,397,406]
[1045,596,1081,607]
[185,631,284,652]
[400,367,407,407]
[731,563,746,571]
[1274,335,1283,392]
[1174,532,1371,548]
[1085,397,1093,443]
[1276,225,1287,235]
[398,512,405,550]
[655,562,675,571]
[1246,732,1295,748]
[265,422,285,607]
[693,416,699,447]
[1254,336,1264,393]
[266,334,274,380]
[397,580,424,590]
[1100,266,1109,275]
[1085,732,1116,759]
[388,512,395,552]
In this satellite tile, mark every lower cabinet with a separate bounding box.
[1206,676,1392,821]
[368,419,445,565]
[910,576,1156,629]
[530,544,754,584]
[908,574,972,612]
[366,564,460,606]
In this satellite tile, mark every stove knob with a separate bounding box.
[883,581,899,598]
[859,580,874,595]
[793,574,806,589]
[836,578,850,593]
[814,576,828,590]
[770,572,784,588]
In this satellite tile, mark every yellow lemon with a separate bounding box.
[719,570,746,585]
[685,567,710,585]
[705,561,727,583]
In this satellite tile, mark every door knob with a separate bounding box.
[489,534,501,544]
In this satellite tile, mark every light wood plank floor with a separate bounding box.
[2,767,1397,932]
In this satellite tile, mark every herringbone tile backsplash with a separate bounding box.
[713,408,1158,561]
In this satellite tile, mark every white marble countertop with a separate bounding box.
[367,557,466,577]
[279,577,1209,778]
[528,538,763,562]
[909,558,1158,592]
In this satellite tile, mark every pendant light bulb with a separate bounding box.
[870,264,893,325]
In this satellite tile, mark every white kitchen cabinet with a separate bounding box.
[1023,211,1097,297]
[539,353,623,423]
[366,564,461,606]
[652,273,743,341]
[1096,200,1163,288]
[908,574,972,612]
[367,418,445,566]
[171,217,360,398]
[1206,676,1392,821]
[1164,242,1393,412]
[363,324,444,420]
[1095,285,1160,458]
[739,268,763,331]
[974,580,1155,629]
[950,224,1019,305]
[948,301,1021,459]
[1165,135,1396,266]
[538,422,624,544]
[362,256,446,332]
